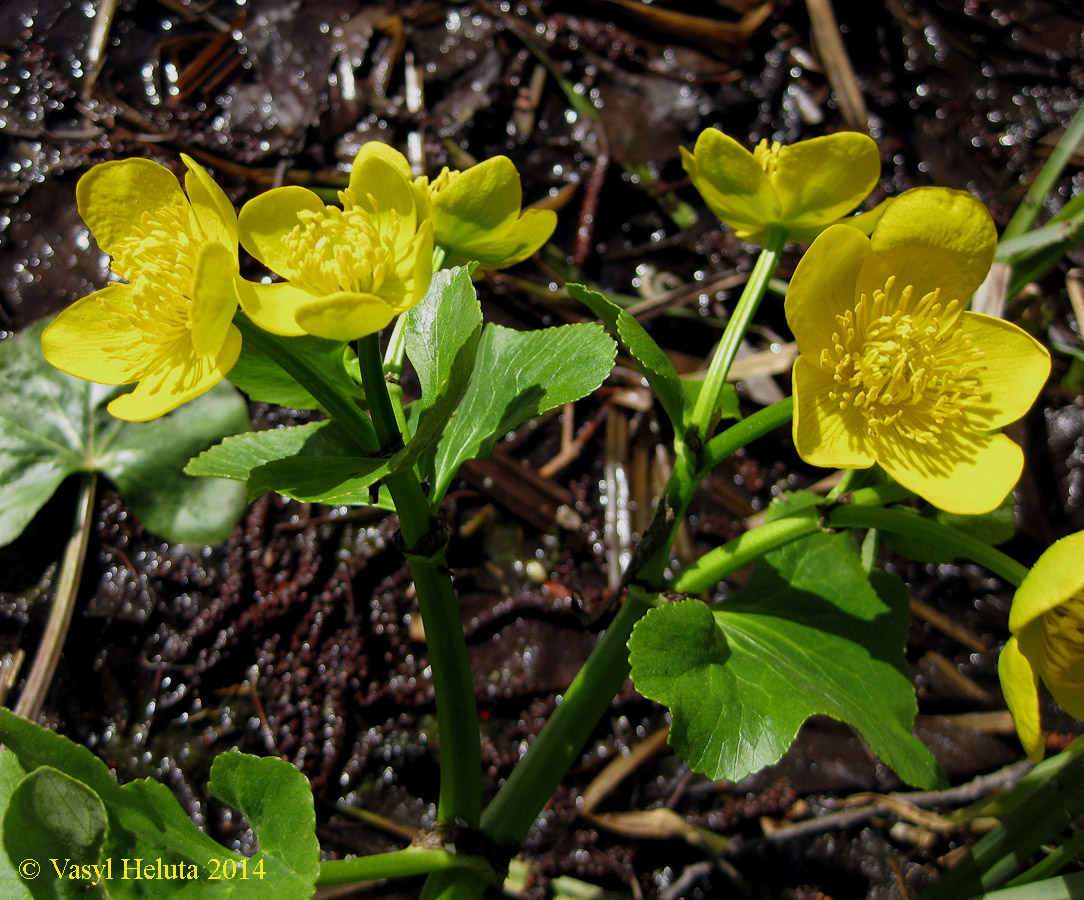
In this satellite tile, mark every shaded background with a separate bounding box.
[2,1,1084,897]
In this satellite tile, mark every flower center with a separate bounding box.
[101,205,202,375]
[283,189,397,296]
[819,276,985,443]
[1041,594,1084,686]
[753,139,782,178]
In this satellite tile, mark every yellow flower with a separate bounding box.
[237,153,433,341]
[785,187,1050,515]
[680,128,881,245]
[352,142,556,269]
[41,155,242,422]
[999,532,1084,761]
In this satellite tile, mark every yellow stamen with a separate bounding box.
[101,205,203,384]
[1041,594,1084,685]
[820,276,985,443]
[753,139,782,178]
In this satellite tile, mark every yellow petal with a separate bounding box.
[106,326,241,422]
[791,357,875,468]
[348,154,417,235]
[1008,531,1084,634]
[785,224,870,352]
[444,208,557,268]
[237,280,312,337]
[998,633,1045,762]
[386,220,435,314]
[772,132,880,225]
[856,187,997,308]
[41,287,144,385]
[238,186,324,279]
[431,155,522,247]
[681,130,779,228]
[875,429,1022,515]
[181,154,238,247]
[294,292,397,341]
[349,141,414,183]
[190,242,241,356]
[76,158,188,260]
[958,312,1050,431]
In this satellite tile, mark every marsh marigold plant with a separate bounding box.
[237,152,433,341]
[785,187,1050,515]
[999,531,1084,761]
[681,127,880,245]
[351,142,556,269]
[42,155,243,421]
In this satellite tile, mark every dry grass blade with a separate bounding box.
[805,0,869,131]
[592,0,773,51]
[14,473,96,721]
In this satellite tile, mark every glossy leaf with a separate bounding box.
[0,709,319,900]
[422,321,616,503]
[227,333,360,410]
[628,530,944,788]
[3,767,107,900]
[0,750,31,900]
[568,284,686,431]
[0,321,249,547]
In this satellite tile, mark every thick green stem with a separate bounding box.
[233,315,379,454]
[317,849,494,885]
[690,228,786,440]
[480,587,656,846]
[355,334,482,828]
[476,391,794,853]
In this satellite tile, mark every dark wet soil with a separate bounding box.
[3,1,1084,898]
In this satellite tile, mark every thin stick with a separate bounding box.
[14,473,97,720]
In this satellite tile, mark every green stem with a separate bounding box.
[690,228,786,440]
[699,397,793,474]
[674,481,1027,595]
[13,472,96,719]
[480,587,656,846]
[828,505,1029,586]
[317,849,494,886]
[355,334,482,828]
[233,315,379,455]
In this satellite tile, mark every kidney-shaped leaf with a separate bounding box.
[0,321,250,547]
[629,530,944,788]
[0,709,319,900]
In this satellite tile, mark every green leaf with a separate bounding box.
[0,709,319,900]
[0,321,250,547]
[3,767,108,900]
[404,266,483,425]
[568,284,686,431]
[424,321,616,502]
[0,750,32,900]
[228,333,364,412]
[187,421,340,482]
[247,456,389,503]
[227,334,360,410]
[207,750,319,890]
[629,530,944,788]
[189,422,396,509]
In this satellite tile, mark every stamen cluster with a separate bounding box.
[820,276,984,444]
